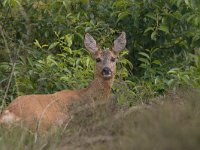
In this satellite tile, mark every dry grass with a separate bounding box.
[0,88,200,150]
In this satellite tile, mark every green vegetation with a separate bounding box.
[1,0,200,104]
[0,0,200,149]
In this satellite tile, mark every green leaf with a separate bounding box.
[145,12,156,20]
[144,27,154,34]
[167,79,175,87]
[86,57,90,68]
[152,60,161,65]
[48,42,59,50]
[167,68,179,74]
[151,31,157,40]
[63,47,72,54]
[139,63,148,68]
[139,52,150,59]
[34,40,42,49]
[184,0,190,6]
[46,55,58,67]
[138,58,150,65]
[63,0,69,10]
[116,11,131,23]
[65,34,73,47]
[181,75,190,84]
[159,25,169,34]
[177,0,182,7]
[3,0,21,7]
[85,27,92,32]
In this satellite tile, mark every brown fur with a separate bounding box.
[0,32,126,132]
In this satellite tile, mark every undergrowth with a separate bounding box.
[1,0,200,105]
[0,89,200,150]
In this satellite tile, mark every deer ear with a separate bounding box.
[84,33,98,54]
[112,32,126,53]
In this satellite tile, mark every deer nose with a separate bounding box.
[102,67,112,77]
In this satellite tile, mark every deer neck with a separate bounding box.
[81,74,115,101]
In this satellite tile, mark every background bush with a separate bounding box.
[0,0,200,106]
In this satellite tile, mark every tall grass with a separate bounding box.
[0,88,200,150]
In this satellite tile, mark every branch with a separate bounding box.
[0,27,19,111]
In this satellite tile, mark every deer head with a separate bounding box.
[84,32,126,79]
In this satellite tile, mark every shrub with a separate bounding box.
[0,0,200,105]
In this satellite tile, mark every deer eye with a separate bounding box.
[96,58,101,63]
[111,57,116,62]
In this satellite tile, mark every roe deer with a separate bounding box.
[0,32,126,131]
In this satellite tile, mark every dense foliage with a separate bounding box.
[1,0,200,106]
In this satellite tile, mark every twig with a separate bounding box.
[62,115,73,134]
[0,28,19,111]
[18,4,31,44]
[2,62,16,108]
[35,97,60,133]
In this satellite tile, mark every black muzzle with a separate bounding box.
[102,67,112,77]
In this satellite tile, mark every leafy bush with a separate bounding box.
[0,0,200,105]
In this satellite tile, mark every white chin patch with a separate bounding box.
[103,74,112,78]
